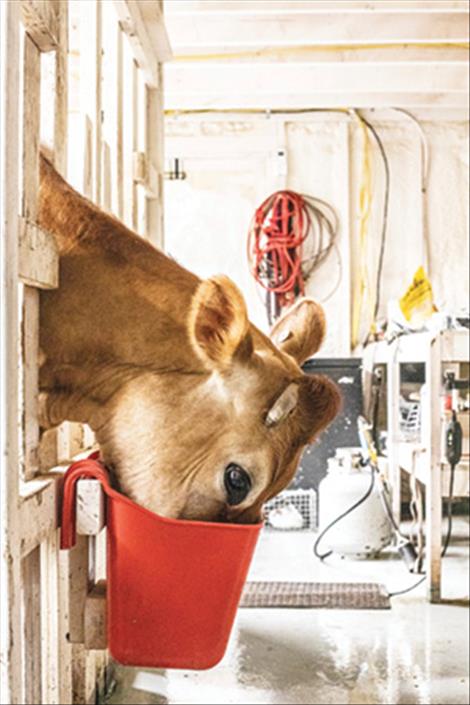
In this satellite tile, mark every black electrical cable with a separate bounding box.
[441,461,457,558]
[387,575,426,598]
[357,113,390,329]
[313,462,376,560]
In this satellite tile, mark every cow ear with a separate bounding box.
[188,275,253,368]
[270,298,326,365]
[297,374,341,443]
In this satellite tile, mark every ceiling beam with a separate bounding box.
[165,9,469,49]
[165,61,468,110]
[164,1,470,13]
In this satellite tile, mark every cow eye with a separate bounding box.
[224,464,252,505]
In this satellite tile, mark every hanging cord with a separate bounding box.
[442,463,457,557]
[357,113,391,337]
[247,190,338,324]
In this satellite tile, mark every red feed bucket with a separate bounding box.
[60,457,262,669]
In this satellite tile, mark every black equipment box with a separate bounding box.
[291,358,363,490]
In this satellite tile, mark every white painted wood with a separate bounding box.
[21,547,42,705]
[116,26,124,220]
[40,532,60,704]
[165,61,469,112]
[20,0,60,52]
[2,3,169,700]
[67,536,90,644]
[424,336,443,602]
[165,8,469,49]
[113,0,172,86]
[145,76,164,247]
[132,59,139,232]
[84,581,107,650]
[165,1,470,15]
[387,342,402,523]
[19,478,58,558]
[53,0,68,177]
[1,4,27,700]
[76,480,106,536]
[18,217,59,289]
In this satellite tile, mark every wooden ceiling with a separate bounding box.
[163,0,469,113]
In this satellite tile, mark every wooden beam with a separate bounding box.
[165,61,468,110]
[170,44,469,64]
[20,0,60,52]
[18,217,59,289]
[76,480,106,537]
[19,478,58,558]
[165,1,470,13]
[165,9,469,49]
[84,581,107,651]
[0,2,23,700]
[114,0,172,87]
[21,548,42,704]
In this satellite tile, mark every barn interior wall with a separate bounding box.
[164,114,469,355]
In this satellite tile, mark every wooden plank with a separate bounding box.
[22,287,40,480]
[103,142,112,212]
[165,61,468,111]
[18,217,59,290]
[144,77,164,247]
[113,0,172,87]
[53,0,68,176]
[165,8,469,50]
[95,0,103,207]
[40,532,60,704]
[167,0,470,10]
[57,548,73,705]
[387,341,402,523]
[84,581,107,650]
[22,33,40,222]
[116,26,124,219]
[19,477,58,558]
[131,60,139,231]
[76,480,106,536]
[20,0,60,52]
[67,536,90,644]
[21,547,42,705]
[0,2,23,700]
[424,336,443,602]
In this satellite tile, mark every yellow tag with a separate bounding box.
[399,266,435,323]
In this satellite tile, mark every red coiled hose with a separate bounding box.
[247,190,337,323]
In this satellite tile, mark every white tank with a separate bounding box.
[318,449,393,559]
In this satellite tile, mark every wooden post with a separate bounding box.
[424,335,443,602]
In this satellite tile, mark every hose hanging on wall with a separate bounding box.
[247,190,338,325]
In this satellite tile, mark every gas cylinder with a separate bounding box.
[318,449,393,558]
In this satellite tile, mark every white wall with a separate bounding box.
[164,112,469,356]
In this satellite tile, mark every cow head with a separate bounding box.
[95,276,340,524]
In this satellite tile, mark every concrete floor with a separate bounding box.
[106,517,469,705]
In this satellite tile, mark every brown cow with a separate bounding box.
[38,154,340,524]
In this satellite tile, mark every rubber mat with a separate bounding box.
[240,581,391,609]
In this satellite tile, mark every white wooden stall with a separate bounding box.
[0,2,171,703]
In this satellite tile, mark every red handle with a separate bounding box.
[60,455,110,550]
